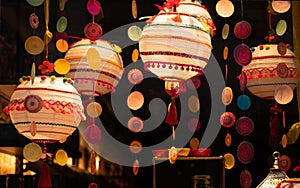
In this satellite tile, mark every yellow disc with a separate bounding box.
[188,95,200,113]
[282,134,288,148]
[23,143,42,162]
[190,137,200,149]
[56,39,69,53]
[54,58,70,75]
[224,153,235,169]
[55,149,68,166]
[223,46,229,60]
[86,102,102,118]
[132,48,139,62]
[25,36,44,55]
[86,47,101,70]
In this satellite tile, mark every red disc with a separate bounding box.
[84,22,103,41]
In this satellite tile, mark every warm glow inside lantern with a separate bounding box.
[65,39,124,96]
[139,0,216,82]
[242,44,297,99]
[6,76,85,143]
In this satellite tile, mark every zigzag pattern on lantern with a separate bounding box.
[6,98,85,117]
[242,67,297,79]
[15,121,78,129]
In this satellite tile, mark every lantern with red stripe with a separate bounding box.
[5,76,85,143]
[139,0,215,130]
[65,39,124,96]
[241,44,297,99]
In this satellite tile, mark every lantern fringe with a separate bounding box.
[38,161,52,188]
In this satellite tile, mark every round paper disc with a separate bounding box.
[220,112,236,128]
[56,39,69,53]
[29,13,39,29]
[85,124,102,144]
[222,23,230,40]
[216,0,234,18]
[87,0,101,15]
[233,44,252,66]
[225,133,232,147]
[128,25,142,41]
[221,87,233,106]
[190,137,200,149]
[133,159,139,176]
[84,22,103,41]
[272,0,291,13]
[282,134,287,148]
[234,21,252,40]
[239,71,247,91]
[186,76,201,90]
[26,0,44,6]
[128,116,144,133]
[86,102,102,118]
[274,85,293,105]
[237,141,254,164]
[223,46,229,60]
[277,42,287,55]
[88,183,99,188]
[279,155,292,172]
[237,94,251,111]
[127,91,144,110]
[87,47,102,70]
[132,0,138,19]
[188,95,200,113]
[129,140,142,154]
[277,62,288,78]
[55,149,68,166]
[56,16,68,33]
[240,170,252,188]
[24,95,43,113]
[276,19,287,36]
[187,118,201,132]
[236,116,254,136]
[132,48,139,62]
[54,58,70,75]
[128,68,143,85]
[23,143,42,162]
[25,36,44,55]
[224,153,235,169]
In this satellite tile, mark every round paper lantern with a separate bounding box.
[6,76,85,143]
[65,39,124,96]
[139,0,216,82]
[242,44,297,99]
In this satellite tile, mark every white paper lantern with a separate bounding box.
[139,0,216,82]
[242,44,297,99]
[6,76,85,143]
[65,39,124,96]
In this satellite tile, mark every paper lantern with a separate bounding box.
[139,0,216,82]
[139,0,215,129]
[241,44,297,99]
[65,38,124,96]
[6,76,85,143]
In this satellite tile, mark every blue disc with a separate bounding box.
[237,94,251,111]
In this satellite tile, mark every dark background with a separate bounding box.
[0,0,299,187]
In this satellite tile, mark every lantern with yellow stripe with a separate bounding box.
[65,39,124,96]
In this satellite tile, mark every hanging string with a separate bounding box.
[240,0,244,21]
